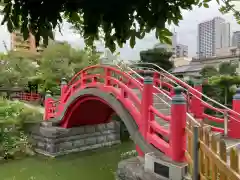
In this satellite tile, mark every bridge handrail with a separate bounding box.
[129,64,240,131]
[111,61,202,126]
[13,92,41,101]
[129,67,236,133]
[130,63,240,119]
[119,65,240,133]
[131,67,228,113]
[50,64,172,155]
[127,66,236,132]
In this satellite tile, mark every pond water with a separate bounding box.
[0,141,134,180]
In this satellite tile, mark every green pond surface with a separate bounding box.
[0,141,134,180]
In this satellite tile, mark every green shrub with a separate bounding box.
[0,98,40,160]
[120,150,137,160]
[18,107,43,123]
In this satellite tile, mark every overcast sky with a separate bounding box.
[0,1,239,60]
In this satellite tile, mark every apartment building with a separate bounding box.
[11,31,45,53]
[197,17,230,58]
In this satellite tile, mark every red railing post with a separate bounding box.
[141,75,153,139]
[191,81,203,119]
[137,75,153,157]
[229,88,240,138]
[44,90,52,121]
[153,72,160,87]
[105,67,110,86]
[170,86,186,162]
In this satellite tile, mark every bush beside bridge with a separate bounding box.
[0,98,43,161]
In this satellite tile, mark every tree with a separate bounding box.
[36,42,101,94]
[218,62,237,75]
[140,48,173,71]
[201,62,239,106]
[200,65,219,78]
[0,42,100,95]
[0,52,37,88]
[1,0,239,52]
[209,75,240,105]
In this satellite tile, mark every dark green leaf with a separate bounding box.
[130,35,136,48]
[203,3,209,8]
[69,12,80,22]
[0,0,237,51]
[7,19,13,32]
[22,26,29,40]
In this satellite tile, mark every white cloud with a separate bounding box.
[0,2,239,59]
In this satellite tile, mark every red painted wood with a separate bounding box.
[190,85,203,119]
[14,92,41,102]
[141,79,153,140]
[170,99,186,162]
[44,65,240,162]
[230,99,240,138]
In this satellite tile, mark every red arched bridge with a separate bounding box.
[44,64,240,163]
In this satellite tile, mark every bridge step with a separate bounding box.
[155,117,169,128]
[153,102,170,110]
[153,94,171,104]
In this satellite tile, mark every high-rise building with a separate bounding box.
[11,30,45,53]
[197,17,230,58]
[232,31,240,47]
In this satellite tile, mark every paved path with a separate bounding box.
[12,100,44,114]
[23,103,44,114]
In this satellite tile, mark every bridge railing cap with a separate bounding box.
[144,76,153,84]
[172,86,185,104]
[233,87,240,100]
[45,90,52,97]
[61,77,67,85]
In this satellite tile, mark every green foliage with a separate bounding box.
[218,61,237,75]
[219,0,240,24]
[0,43,100,95]
[200,61,237,78]
[1,0,237,52]
[200,65,219,78]
[0,52,37,88]
[209,75,240,87]
[37,42,100,94]
[0,99,41,159]
[206,75,240,106]
[120,150,137,160]
[140,48,173,71]
[201,61,240,109]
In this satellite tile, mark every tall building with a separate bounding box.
[232,31,240,47]
[197,17,230,58]
[11,30,45,53]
